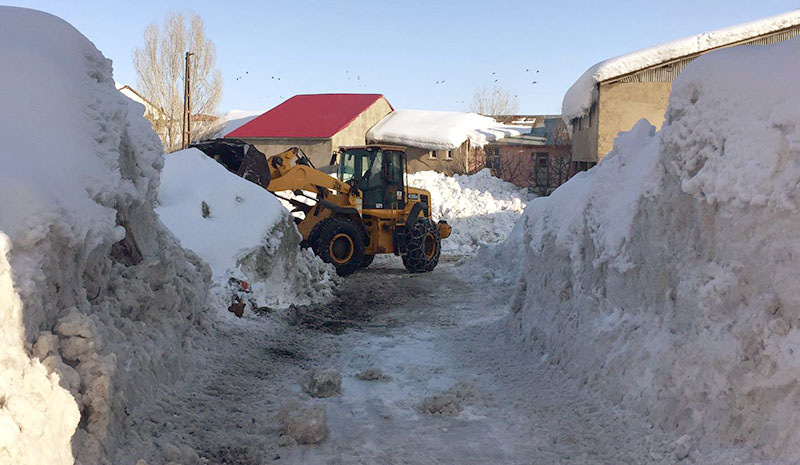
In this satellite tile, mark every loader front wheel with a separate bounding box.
[360,254,375,269]
[314,218,365,277]
[402,219,441,273]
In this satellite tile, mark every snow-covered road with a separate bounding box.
[118,256,774,465]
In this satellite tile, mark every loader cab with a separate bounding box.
[338,146,406,210]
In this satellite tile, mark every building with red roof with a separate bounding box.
[225,93,393,166]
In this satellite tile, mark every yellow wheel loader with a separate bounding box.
[194,141,451,276]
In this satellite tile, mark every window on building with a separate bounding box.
[534,152,550,189]
[485,146,500,169]
[446,150,453,160]
[429,150,437,159]
[537,152,549,167]
[571,161,596,173]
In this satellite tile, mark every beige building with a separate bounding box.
[117,84,162,121]
[226,94,393,167]
[366,109,529,175]
[564,11,800,166]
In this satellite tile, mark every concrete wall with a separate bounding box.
[331,98,393,151]
[242,138,333,167]
[597,81,671,160]
[405,140,476,175]
[570,101,599,163]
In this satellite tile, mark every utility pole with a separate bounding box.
[181,51,194,150]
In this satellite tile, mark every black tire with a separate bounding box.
[360,254,375,269]
[313,217,365,277]
[402,219,441,273]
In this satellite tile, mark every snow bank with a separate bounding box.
[407,170,531,255]
[0,7,212,464]
[488,37,800,460]
[157,149,337,310]
[562,9,800,121]
[368,110,530,150]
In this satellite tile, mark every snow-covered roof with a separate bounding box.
[367,109,531,151]
[562,9,800,121]
[213,109,264,138]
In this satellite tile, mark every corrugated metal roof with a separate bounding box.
[226,94,391,139]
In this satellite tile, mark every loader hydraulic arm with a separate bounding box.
[263,148,353,195]
[236,146,359,204]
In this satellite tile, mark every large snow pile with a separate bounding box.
[0,7,210,465]
[562,9,800,121]
[157,149,337,309]
[484,37,800,460]
[407,170,531,255]
[368,109,530,150]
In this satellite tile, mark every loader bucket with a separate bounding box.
[236,145,272,189]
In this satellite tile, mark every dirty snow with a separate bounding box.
[562,9,800,121]
[119,258,769,464]
[485,36,800,461]
[407,169,532,255]
[368,109,530,150]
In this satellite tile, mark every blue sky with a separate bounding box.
[6,0,799,114]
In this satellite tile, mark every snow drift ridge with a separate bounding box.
[489,36,800,460]
[0,7,209,464]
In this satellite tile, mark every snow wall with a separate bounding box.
[482,37,800,459]
[2,8,202,464]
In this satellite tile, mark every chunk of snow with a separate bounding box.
[562,9,800,121]
[157,149,285,277]
[368,109,530,150]
[157,148,337,309]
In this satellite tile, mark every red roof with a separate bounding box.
[226,93,391,139]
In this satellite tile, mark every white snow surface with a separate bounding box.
[484,37,800,461]
[157,149,337,309]
[158,149,285,278]
[561,9,800,121]
[367,109,531,150]
[407,170,531,255]
[215,109,263,138]
[0,7,212,465]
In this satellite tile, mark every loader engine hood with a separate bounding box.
[406,187,431,217]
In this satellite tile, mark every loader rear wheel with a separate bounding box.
[402,219,441,273]
[314,218,365,277]
[360,254,375,269]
